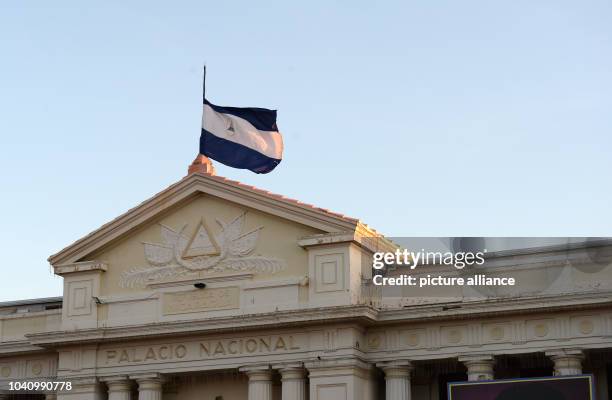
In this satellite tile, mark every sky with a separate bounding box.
[1,1,611,301]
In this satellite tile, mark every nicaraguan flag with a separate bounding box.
[200,99,283,174]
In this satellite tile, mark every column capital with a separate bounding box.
[134,374,162,400]
[546,349,584,376]
[377,360,413,378]
[458,354,495,363]
[545,349,584,359]
[130,373,163,381]
[304,357,371,370]
[377,360,413,368]
[242,365,273,400]
[101,376,132,391]
[275,363,307,400]
[131,373,165,390]
[101,375,131,383]
[273,363,306,380]
[239,365,273,381]
[272,362,303,370]
[459,354,495,381]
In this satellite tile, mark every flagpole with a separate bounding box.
[188,64,215,176]
[201,64,206,151]
[202,64,206,104]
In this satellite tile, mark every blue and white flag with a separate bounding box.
[200,99,283,174]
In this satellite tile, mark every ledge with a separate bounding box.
[298,231,396,253]
[377,290,612,323]
[25,305,379,347]
[147,272,254,289]
[20,291,612,350]
[54,261,107,276]
[0,340,48,356]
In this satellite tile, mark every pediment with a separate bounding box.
[79,193,330,295]
[49,173,361,267]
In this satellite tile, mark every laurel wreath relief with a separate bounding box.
[120,212,285,288]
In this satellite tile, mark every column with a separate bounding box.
[546,350,584,376]
[377,361,413,400]
[102,376,132,400]
[459,355,495,381]
[239,365,273,400]
[132,374,163,400]
[274,363,307,400]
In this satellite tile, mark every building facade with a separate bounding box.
[1,169,611,400]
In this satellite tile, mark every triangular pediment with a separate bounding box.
[49,173,361,267]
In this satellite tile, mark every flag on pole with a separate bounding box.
[199,68,283,174]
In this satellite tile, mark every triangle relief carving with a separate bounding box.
[182,218,221,258]
[120,212,285,288]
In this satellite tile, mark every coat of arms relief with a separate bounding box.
[120,212,285,288]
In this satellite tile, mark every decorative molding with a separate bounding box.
[120,213,285,288]
[96,293,159,304]
[241,277,307,290]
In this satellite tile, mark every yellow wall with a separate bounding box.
[0,312,61,341]
[88,193,323,296]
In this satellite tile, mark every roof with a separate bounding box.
[49,172,381,266]
[0,297,62,309]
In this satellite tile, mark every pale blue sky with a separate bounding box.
[1,1,611,301]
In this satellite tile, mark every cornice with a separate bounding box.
[22,292,612,350]
[377,291,612,324]
[0,340,48,356]
[298,231,396,254]
[54,261,107,276]
[25,305,379,348]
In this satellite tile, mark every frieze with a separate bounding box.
[364,311,612,360]
[101,335,304,366]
